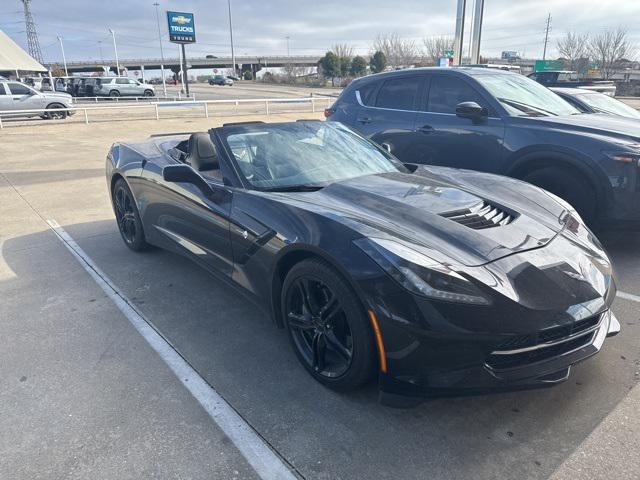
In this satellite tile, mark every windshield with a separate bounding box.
[577,92,640,119]
[222,122,407,190]
[476,73,579,117]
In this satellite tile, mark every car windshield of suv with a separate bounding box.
[577,92,640,119]
[222,122,407,191]
[476,73,580,117]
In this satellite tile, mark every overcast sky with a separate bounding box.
[2,0,639,63]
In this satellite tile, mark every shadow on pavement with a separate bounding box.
[2,220,638,480]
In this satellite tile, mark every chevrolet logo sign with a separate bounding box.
[172,15,192,24]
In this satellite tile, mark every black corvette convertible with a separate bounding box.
[106,120,620,405]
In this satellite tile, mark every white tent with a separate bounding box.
[0,30,47,73]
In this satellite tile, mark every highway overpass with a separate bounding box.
[50,55,322,75]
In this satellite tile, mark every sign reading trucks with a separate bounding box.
[167,11,196,43]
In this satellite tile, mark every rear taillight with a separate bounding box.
[324,108,335,118]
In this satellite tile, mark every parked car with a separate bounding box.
[328,67,640,229]
[0,80,74,119]
[93,77,155,97]
[106,120,618,405]
[551,87,640,120]
[528,70,616,96]
[209,75,233,86]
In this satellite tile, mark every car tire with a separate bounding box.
[143,89,154,97]
[112,178,149,252]
[44,103,67,120]
[281,258,376,391]
[522,166,597,225]
[109,90,120,97]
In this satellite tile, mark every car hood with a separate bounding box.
[42,92,72,100]
[282,166,570,267]
[523,113,640,141]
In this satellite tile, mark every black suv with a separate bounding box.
[328,67,640,228]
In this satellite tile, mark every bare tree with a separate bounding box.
[556,31,590,72]
[589,27,636,79]
[422,36,454,65]
[332,43,354,59]
[372,33,418,68]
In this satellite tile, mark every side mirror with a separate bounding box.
[163,164,215,198]
[455,101,488,120]
[380,142,392,153]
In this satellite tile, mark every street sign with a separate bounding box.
[534,59,564,72]
[166,11,196,43]
[444,50,454,58]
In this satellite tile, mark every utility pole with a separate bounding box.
[153,2,167,96]
[21,0,44,64]
[452,0,466,65]
[98,41,104,63]
[57,36,68,76]
[542,13,552,60]
[227,0,236,78]
[470,0,484,64]
[109,28,120,75]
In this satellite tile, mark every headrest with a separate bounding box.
[187,133,219,172]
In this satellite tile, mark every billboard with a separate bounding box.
[167,11,196,43]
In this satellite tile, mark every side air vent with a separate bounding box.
[440,201,516,230]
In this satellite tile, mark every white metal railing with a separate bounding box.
[0,96,333,129]
[72,94,196,104]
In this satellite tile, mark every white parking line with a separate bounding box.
[46,220,298,480]
[618,291,640,303]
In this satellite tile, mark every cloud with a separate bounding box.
[2,0,638,63]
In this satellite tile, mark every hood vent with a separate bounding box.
[440,201,515,229]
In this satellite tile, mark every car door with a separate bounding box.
[137,147,234,276]
[353,74,425,160]
[6,82,45,114]
[114,78,130,95]
[408,74,506,173]
[129,78,143,96]
[0,84,12,113]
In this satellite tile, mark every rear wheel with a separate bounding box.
[522,166,597,225]
[44,103,67,119]
[282,259,375,391]
[109,90,121,97]
[112,178,149,251]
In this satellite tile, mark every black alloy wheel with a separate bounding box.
[112,179,148,251]
[282,259,375,390]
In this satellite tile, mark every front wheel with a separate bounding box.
[44,103,67,119]
[112,179,149,251]
[143,89,154,97]
[282,259,376,391]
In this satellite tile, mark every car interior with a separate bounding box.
[170,133,223,182]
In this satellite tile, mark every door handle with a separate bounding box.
[416,124,434,134]
[357,116,372,124]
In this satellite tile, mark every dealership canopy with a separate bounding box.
[0,30,47,73]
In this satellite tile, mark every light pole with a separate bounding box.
[57,36,68,76]
[153,2,167,96]
[227,0,236,78]
[109,28,120,76]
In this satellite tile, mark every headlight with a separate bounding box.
[354,237,491,305]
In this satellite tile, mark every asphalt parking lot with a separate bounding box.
[1,113,639,480]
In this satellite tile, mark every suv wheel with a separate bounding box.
[109,90,121,97]
[44,103,67,120]
[522,166,596,225]
[143,89,154,97]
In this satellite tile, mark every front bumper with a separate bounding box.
[375,308,619,405]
